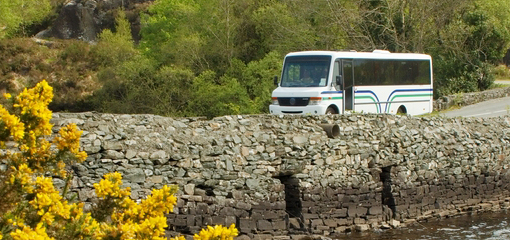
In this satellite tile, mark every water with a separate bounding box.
[335,211,510,240]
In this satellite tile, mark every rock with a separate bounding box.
[355,224,370,232]
[36,0,146,42]
[389,219,401,228]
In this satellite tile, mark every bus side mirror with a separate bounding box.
[274,76,278,86]
[336,75,343,90]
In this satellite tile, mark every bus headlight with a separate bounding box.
[309,97,322,105]
[271,97,279,105]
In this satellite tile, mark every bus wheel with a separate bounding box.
[397,106,407,115]
[326,107,337,115]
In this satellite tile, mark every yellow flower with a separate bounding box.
[4,93,12,99]
[2,82,196,240]
[10,223,54,240]
[170,236,186,240]
[138,185,178,218]
[53,123,84,154]
[9,164,34,192]
[94,172,131,199]
[193,224,239,240]
[0,105,25,141]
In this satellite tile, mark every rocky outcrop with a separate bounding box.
[36,0,150,42]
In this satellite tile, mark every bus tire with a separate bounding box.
[326,107,337,115]
[397,106,407,115]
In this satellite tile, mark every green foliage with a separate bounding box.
[494,64,510,79]
[91,54,196,116]
[0,0,53,38]
[139,0,199,67]
[188,71,254,118]
[91,56,156,114]
[430,0,509,97]
[252,2,315,54]
[6,0,510,118]
[237,51,282,113]
[92,10,138,67]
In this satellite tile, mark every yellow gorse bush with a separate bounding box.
[10,222,52,240]
[193,224,239,240]
[0,81,239,240]
[93,172,178,240]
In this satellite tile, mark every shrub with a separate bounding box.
[493,64,510,79]
[0,80,239,240]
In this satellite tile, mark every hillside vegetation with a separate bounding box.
[1,0,510,118]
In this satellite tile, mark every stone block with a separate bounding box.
[225,216,236,226]
[323,218,338,227]
[337,218,353,226]
[263,210,280,219]
[251,211,263,220]
[368,206,382,215]
[236,235,252,240]
[257,220,273,231]
[348,206,367,217]
[354,218,366,224]
[195,215,203,226]
[331,208,348,218]
[186,215,195,226]
[290,235,308,240]
[289,218,301,229]
[272,220,287,230]
[310,219,324,227]
[212,216,225,225]
[220,207,235,216]
[239,219,256,233]
[252,234,273,240]
[196,203,210,215]
[235,209,249,218]
[236,202,252,210]
[355,224,370,232]
[203,216,213,226]
[302,213,319,220]
[173,216,187,227]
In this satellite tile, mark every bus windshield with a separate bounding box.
[281,56,331,87]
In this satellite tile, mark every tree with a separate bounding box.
[431,0,510,96]
[139,0,200,68]
[92,10,139,67]
[187,71,254,118]
[234,51,282,113]
[251,2,316,54]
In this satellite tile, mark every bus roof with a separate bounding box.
[285,50,432,60]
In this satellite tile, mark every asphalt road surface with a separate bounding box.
[442,80,510,118]
[442,96,510,118]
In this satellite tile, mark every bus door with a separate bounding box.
[342,60,354,111]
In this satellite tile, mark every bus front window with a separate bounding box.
[281,56,331,87]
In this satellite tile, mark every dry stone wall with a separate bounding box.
[433,86,510,111]
[44,112,510,238]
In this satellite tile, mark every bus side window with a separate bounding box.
[333,60,341,91]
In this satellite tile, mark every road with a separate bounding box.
[442,80,510,118]
[442,96,510,118]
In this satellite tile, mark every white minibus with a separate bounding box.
[269,50,433,115]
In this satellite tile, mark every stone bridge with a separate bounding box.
[42,112,510,239]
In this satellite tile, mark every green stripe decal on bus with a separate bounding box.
[322,97,343,100]
[354,95,380,113]
[387,93,433,113]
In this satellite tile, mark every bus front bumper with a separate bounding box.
[269,105,329,115]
